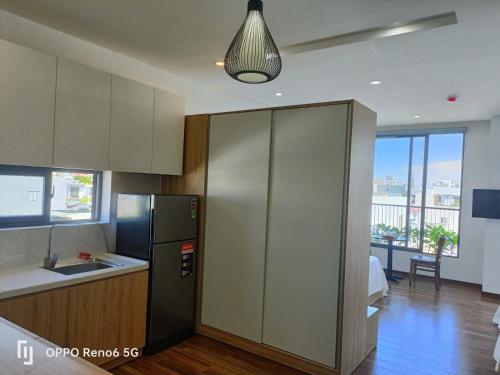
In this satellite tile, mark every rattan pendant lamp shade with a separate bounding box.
[224,0,282,84]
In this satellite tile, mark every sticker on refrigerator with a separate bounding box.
[181,242,194,254]
[190,198,198,219]
[181,242,194,278]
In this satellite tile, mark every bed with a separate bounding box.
[368,255,389,305]
[494,307,500,372]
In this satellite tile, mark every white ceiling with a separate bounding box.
[0,0,499,125]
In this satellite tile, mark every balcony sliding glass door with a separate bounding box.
[371,131,464,257]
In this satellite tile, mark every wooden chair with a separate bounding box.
[409,236,446,290]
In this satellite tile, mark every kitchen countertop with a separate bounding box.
[0,317,110,374]
[0,253,148,300]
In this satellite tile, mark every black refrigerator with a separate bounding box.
[116,194,198,354]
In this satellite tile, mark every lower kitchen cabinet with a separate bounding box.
[66,271,148,365]
[0,270,148,367]
[0,288,68,347]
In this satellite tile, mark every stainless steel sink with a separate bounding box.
[50,262,114,275]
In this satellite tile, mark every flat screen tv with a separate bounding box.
[472,189,500,219]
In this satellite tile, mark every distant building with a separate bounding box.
[373,175,407,196]
[51,174,92,211]
[0,176,43,216]
[376,184,406,195]
[430,179,461,207]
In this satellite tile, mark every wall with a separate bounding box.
[0,223,107,270]
[371,120,490,284]
[0,226,49,270]
[0,9,262,115]
[482,115,500,294]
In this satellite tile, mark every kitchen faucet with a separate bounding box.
[43,225,59,270]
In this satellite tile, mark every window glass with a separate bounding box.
[371,132,464,257]
[372,137,410,246]
[423,134,463,256]
[408,137,425,249]
[50,171,95,222]
[0,175,45,217]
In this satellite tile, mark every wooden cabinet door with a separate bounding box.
[0,288,68,347]
[109,76,154,173]
[0,39,56,167]
[151,88,185,175]
[66,271,148,365]
[53,58,111,170]
[202,111,271,342]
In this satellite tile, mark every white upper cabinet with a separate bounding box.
[0,39,56,167]
[53,58,111,170]
[0,38,185,174]
[109,76,154,173]
[152,89,185,175]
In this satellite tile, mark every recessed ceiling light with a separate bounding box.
[275,92,283,96]
[414,115,421,119]
[214,61,225,67]
[370,80,382,85]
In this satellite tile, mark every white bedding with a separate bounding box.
[494,307,500,372]
[368,255,389,297]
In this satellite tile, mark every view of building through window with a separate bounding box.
[371,133,464,257]
[0,175,45,217]
[50,171,95,221]
[0,166,100,226]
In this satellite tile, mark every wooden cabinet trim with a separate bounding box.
[197,323,339,375]
[195,99,354,117]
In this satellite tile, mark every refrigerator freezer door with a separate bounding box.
[153,195,198,244]
[148,241,196,344]
[116,194,152,260]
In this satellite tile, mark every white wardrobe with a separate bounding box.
[200,101,376,375]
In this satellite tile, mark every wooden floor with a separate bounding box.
[112,276,499,375]
[354,275,499,375]
[110,334,304,375]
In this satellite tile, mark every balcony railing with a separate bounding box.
[371,203,460,257]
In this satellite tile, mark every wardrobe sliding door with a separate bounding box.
[263,105,349,366]
[202,111,271,342]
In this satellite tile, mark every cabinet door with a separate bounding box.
[109,76,154,173]
[53,58,111,170]
[152,89,185,175]
[262,105,349,367]
[66,271,148,365]
[0,288,68,347]
[202,111,271,342]
[0,39,56,167]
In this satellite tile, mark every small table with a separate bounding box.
[382,235,404,283]
[373,234,405,283]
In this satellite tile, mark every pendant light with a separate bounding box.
[224,0,282,84]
